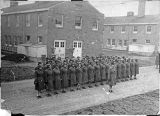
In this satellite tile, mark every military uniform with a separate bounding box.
[108,64,116,92]
[61,65,69,89]
[53,66,61,90]
[82,64,88,84]
[45,66,54,91]
[69,65,76,87]
[88,63,95,83]
[94,63,101,83]
[126,61,131,79]
[121,61,126,81]
[76,65,83,85]
[105,63,110,83]
[116,61,122,82]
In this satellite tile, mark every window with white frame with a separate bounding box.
[110,26,114,33]
[92,20,98,31]
[145,39,150,43]
[118,39,122,46]
[55,14,63,28]
[25,35,30,42]
[26,14,30,27]
[133,26,138,33]
[146,25,151,33]
[16,15,19,27]
[132,39,137,42]
[38,36,43,43]
[112,39,116,45]
[124,40,128,46]
[75,16,82,29]
[107,39,111,45]
[38,14,43,27]
[7,16,10,27]
[121,26,126,33]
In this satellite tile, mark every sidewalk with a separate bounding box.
[1,66,159,115]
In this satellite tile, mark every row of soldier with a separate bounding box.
[34,55,139,98]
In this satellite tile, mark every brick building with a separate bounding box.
[1,1,104,60]
[103,0,160,56]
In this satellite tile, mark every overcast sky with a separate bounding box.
[1,0,160,17]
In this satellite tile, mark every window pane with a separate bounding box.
[38,36,42,43]
[121,26,125,32]
[112,39,115,45]
[38,14,43,26]
[26,35,30,42]
[133,26,138,32]
[146,40,150,43]
[75,16,82,26]
[78,42,81,48]
[108,39,111,45]
[110,26,114,32]
[147,26,151,32]
[55,14,63,27]
[119,40,122,46]
[124,40,128,46]
[132,39,137,42]
[73,42,77,48]
[55,42,59,47]
[61,42,64,47]
[26,14,30,26]
[92,20,98,30]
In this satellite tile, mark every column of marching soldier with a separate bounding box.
[34,55,139,98]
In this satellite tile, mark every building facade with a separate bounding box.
[1,1,104,59]
[103,14,160,55]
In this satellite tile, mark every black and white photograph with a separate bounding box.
[0,0,160,115]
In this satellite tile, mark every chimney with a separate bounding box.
[138,0,146,17]
[127,11,134,17]
[10,1,18,7]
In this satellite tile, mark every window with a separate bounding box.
[92,20,98,31]
[7,16,10,27]
[19,36,23,44]
[78,42,82,48]
[121,26,126,33]
[124,40,128,46]
[55,42,59,47]
[16,15,19,27]
[75,16,82,29]
[38,14,43,27]
[14,36,18,45]
[73,42,77,48]
[8,36,12,45]
[146,39,150,43]
[26,35,30,42]
[146,25,151,33]
[132,39,137,42]
[110,26,114,33]
[107,39,111,45]
[61,42,64,47]
[55,14,63,28]
[38,36,42,43]
[133,26,138,33]
[118,40,122,46]
[112,39,116,45]
[26,14,30,27]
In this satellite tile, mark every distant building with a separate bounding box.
[103,0,160,56]
[1,1,104,60]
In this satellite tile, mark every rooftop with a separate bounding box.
[104,15,160,25]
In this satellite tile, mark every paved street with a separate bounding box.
[1,66,159,115]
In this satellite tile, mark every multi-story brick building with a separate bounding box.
[1,1,104,60]
[103,0,160,56]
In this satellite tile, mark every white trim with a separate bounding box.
[75,16,82,29]
[38,14,43,27]
[146,25,152,34]
[92,20,98,31]
[55,15,63,28]
[104,23,158,26]
[2,2,65,15]
[121,26,126,33]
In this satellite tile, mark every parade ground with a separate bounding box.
[1,66,159,115]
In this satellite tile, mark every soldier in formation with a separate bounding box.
[34,55,139,98]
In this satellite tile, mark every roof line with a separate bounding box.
[2,1,65,15]
[104,23,158,25]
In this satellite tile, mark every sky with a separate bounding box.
[1,0,160,17]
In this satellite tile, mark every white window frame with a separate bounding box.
[55,15,63,28]
[124,40,128,46]
[75,16,82,29]
[121,26,126,33]
[118,39,122,46]
[145,39,150,44]
[133,26,138,33]
[16,15,19,27]
[146,25,151,34]
[26,14,30,27]
[92,20,98,31]
[38,14,43,27]
[107,39,111,46]
[110,26,114,33]
[38,36,43,44]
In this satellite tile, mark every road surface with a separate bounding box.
[1,66,159,115]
